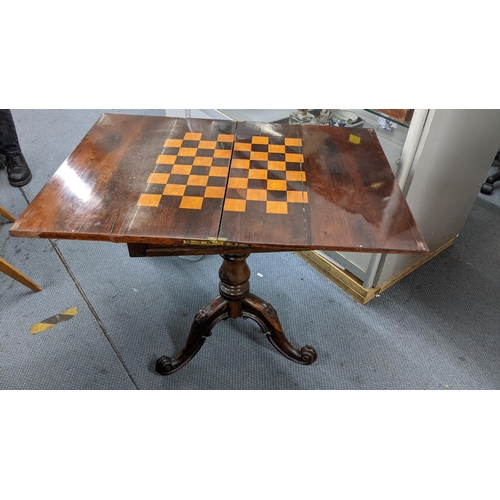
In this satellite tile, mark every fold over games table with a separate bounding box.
[10,114,428,375]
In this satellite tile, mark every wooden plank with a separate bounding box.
[10,114,237,245]
[0,205,16,222]
[120,117,236,243]
[11,113,163,240]
[0,257,42,292]
[218,121,309,247]
[300,126,428,254]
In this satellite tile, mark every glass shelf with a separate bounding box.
[216,109,412,128]
[216,109,296,123]
[364,109,411,128]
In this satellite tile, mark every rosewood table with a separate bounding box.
[10,114,428,375]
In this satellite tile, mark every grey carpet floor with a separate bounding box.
[1,109,500,389]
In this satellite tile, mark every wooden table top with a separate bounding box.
[10,113,428,254]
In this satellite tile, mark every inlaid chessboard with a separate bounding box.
[137,131,308,215]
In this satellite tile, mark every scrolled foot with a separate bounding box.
[299,346,318,365]
[156,356,173,375]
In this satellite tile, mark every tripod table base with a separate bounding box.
[155,253,317,375]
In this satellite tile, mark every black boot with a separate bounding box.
[5,153,32,187]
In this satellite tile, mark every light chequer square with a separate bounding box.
[284,138,302,147]
[269,144,286,153]
[179,147,198,157]
[267,179,287,191]
[214,149,232,159]
[250,151,268,161]
[234,142,251,152]
[268,161,286,171]
[163,184,186,196]
[147,173,170,184]
[193,156,213,167]
[172,165,192,175]
[217,134,234,142]
[180,196,204,210]
[252,136,269,144]
[228,177,248,189]
[248,169,268,180]
[187,175,209,187]
[224,199,246,212]
[204,186,226,198]
[137,194,162,207]
[266,201,288,214]
[184,132,202,141]
[199,140,217,149]
[157,154,177,165]
[246,189,267,201]
[164,138,183,148]
[232,159,250,169]
[287,191,308,203]
[209,166,229,177]
[285,153,304,163]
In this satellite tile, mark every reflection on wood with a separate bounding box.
[10,114,428,255]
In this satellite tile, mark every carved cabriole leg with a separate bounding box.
[155,252,318,376]
[156,253,249,375]
[242,294,317,365]
[155,296,229,375]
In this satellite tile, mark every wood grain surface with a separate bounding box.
[10,114,428,254]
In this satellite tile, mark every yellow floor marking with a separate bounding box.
[30,307,78,334]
